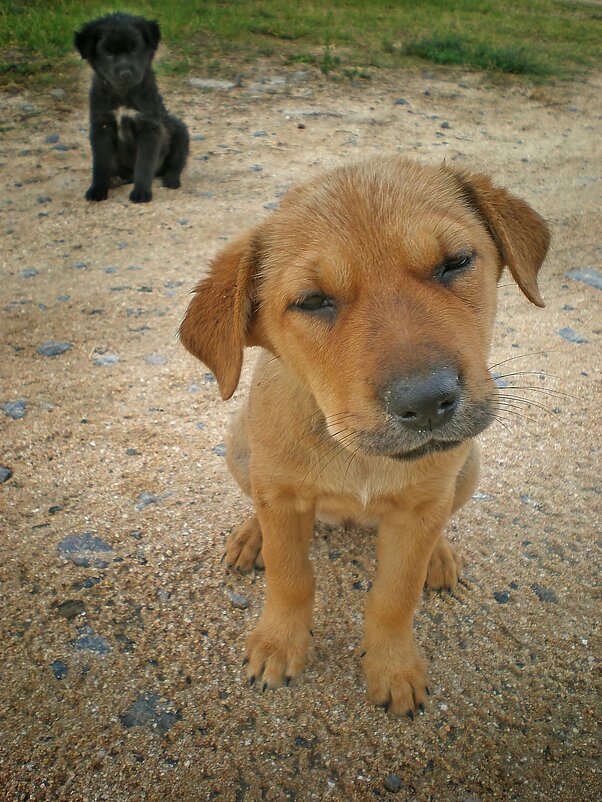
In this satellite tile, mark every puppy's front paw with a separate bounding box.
[361,636,429,717]
[244,614,311,690]
[224,517,264,573]
[129,186,152,203]
[85,185,108,202]
[426,537,462,592]
[162,174,181,189]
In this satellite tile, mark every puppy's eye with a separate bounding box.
[436,252,474,283]
[293,293,335,312]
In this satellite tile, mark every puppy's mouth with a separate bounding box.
[390,439,464,461]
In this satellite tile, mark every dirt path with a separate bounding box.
[1,63,600,801]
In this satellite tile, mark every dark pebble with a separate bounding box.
[135,490,171,510]
[229,592,249,610]
[72,625,111,655]
[394,97,408,105]
[52,144,72,151]
[20,268,39,278]
[562,304,575,311]
[204,373,216,384]
[252,130,268,137]
[55,599,86,619]
[37,340,73,357]
[557,327,588,344]
[565,267,602,290]
[57,294,70,302]
[119,692,182,734]
[49,505,63,514]
[212,443,226,457]
[57,532,113,567]
[126,448,141,456]
[294,736,310,748]
[328,550,341,561]
[0,466,13,483]
[250,164,263,172]
[531,584,558,603]
[263,202,278,210]
[384,774,403,793]
[73,260,87,269]
[51,660,68,679]
[441,121,451,129]
[494,591,509,604]
[93,353,119,366]
[45,134,60,144]
[297,123,306,129]
[37,196,52,204]
[191,134,206,141]
[2,400,27,420]
[196,422,205,430]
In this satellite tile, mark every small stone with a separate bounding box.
[204,373,216,384]
[2,400,27,420]
[52,144,71,152]
[189,77,236,91]
[565,268,602,290]
[229,592,249,610]
[294,736,310,748]
[191,134,206,141]
[557,327,588,344]
[37,196,52,204]
[441,121,451,129]
[212,444,226,457]
[51,660,68,679]
[0,466,13,483]
[20,268,39,278]
[45,134,60,143]
[49,88,66,99]
[250,164,263,172]
[384,774,403,793]
[57,533,113,568]
[531,584,558,603]
[297,123,306,130]
[135,491,172,510]
[394,97,408,105]
[55,599,86,619]
[120,692,182,734]
[126,448,141,456]
[72,625,111,655]
[37,341,72,357]
[73,260,87,269]
[57,294,70,302]
[494,591,509,604]
[145,353,167,365]
[252,130,268,137]
[93,353,119,366]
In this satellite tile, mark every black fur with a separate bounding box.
[74,13,189,203]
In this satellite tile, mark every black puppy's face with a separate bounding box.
[75,14,160,92]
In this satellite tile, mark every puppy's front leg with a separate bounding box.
[362,497,453,717]
[130,118,163,203]
[244,489,315,690]
[86,120,115,201]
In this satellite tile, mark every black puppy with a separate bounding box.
[75,13,189,203]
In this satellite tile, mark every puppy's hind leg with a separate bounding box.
[129,118,163,203]
[161,117,189,189]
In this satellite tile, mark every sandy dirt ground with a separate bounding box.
[0,61,600,802]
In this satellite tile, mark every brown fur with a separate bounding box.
[180,156,550,716]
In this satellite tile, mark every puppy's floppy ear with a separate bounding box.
[179,230,263,400]
[455,172,550,307]
[74,21,100,60]
[136,18,161,51]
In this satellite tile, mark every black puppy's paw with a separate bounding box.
[129,187,152,203]
[162,175,181,189]
[85,185,108,202]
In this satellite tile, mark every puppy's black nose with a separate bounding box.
[118,68,133,81]
[385,368,461,431]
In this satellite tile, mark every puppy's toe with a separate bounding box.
[362,639,429,717]
[244,615,311,690]
[129,187,152,203]
[425,537,462,592]
[224,517,263,573]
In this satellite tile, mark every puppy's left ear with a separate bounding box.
[137,18,161,51]
[179,229,264,400]
[74,21,99,60]
[456,172,551,307]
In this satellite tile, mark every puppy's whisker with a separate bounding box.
[488,349,563,371]
[496,394,556,417]
[499,385,580,402]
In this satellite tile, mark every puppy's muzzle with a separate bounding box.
[383,367,461,432]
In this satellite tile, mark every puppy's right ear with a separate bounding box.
[74,22,98,60]
[179,230,263,400]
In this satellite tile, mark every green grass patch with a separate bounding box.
[0,0,600,87]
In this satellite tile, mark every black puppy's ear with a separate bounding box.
[74,21,99,60]
[136,18,161,51]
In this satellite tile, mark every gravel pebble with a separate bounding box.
[229,592,249,610]
[0,466,13,483]
[2,400,27,420]
[37,341,73,357]
[384,774,403,793]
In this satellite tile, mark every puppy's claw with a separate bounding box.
[242,656,249,667]
[359,650,366,658]
[426,687,431,696]
[262,682,268,693]
[407,710,414,721]
[285,676,291,687]
[249,676,255,687]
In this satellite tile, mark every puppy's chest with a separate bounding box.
[113,106,140,137]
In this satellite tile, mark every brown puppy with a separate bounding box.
[180,157,550,716]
